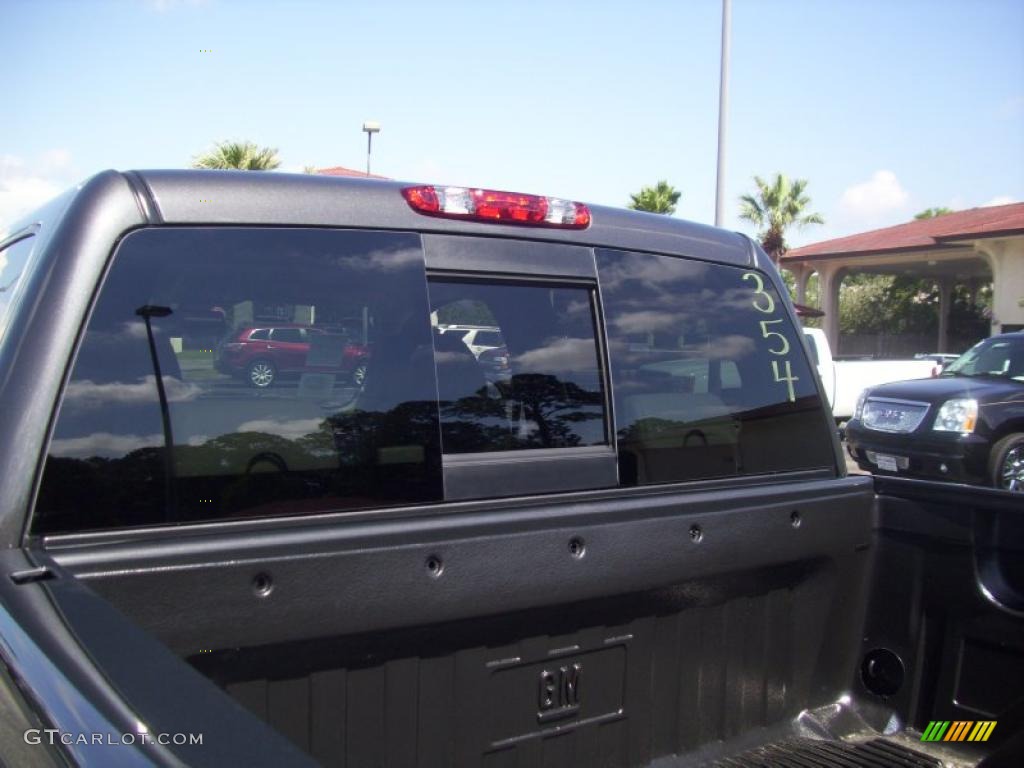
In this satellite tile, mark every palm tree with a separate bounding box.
[191,141,281,171]
[739,174,823,262]
[628,181,681,215]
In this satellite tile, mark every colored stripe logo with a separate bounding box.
[921,720,996,742]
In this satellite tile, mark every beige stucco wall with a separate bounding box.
[978,237,1024,333]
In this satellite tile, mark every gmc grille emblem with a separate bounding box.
[537,663,581,723]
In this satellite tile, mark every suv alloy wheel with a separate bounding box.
[248,359,276,388]
[991,433,1024,492]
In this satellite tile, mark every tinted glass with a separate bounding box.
[0,235,36,345]
[35,228,442,534]
[943,336,1024,381]
[270,327,303,344]
[248,328,269,340]
[428,279,606,453]
[596,249,833,484]
[804,332,820,365]
[472,330,503,347]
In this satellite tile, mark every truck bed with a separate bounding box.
[16,475,1017,767]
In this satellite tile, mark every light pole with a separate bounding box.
[135,304,176,520]
[362,121,380,176]
[714,0,731,227]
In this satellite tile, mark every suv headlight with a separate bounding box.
[932,398,978,433]
[854,390,869,421]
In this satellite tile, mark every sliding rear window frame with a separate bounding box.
[425,268,619,500]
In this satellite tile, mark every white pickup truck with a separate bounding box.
[803,327,938,420]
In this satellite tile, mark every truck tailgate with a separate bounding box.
[49,475,876,766]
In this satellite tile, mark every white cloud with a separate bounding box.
[516,337,598,371]
[0,175,63,232]
[839,170,910,220]
[611,310,681,335]
[50,432,165,459]
[0,150,75,233]
[0,155,26,175]
[982,195,1016,208]
[64,376,201,408]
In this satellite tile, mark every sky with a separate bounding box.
[2,0,1022,246]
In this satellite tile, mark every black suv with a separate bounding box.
[846,332,1024,491]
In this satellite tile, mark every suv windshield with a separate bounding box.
[942,336,1024,381]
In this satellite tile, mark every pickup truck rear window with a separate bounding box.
[596,249,833,484]
[427,278,607,453]
[34,228,443,534]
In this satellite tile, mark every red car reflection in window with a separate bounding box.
[215,325,369,388]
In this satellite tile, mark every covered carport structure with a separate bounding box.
[781,203,1024,354]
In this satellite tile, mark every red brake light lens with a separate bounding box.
[402,185,590,229]
[402,185,439,213]
[473,190,547,224]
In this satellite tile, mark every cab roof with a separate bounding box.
[6,169,761,270]
[147,170,755,268]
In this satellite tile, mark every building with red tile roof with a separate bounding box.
[780,203,1024,352]
[786,203,1024,260]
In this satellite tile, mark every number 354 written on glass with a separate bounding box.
[742,272,799,403]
